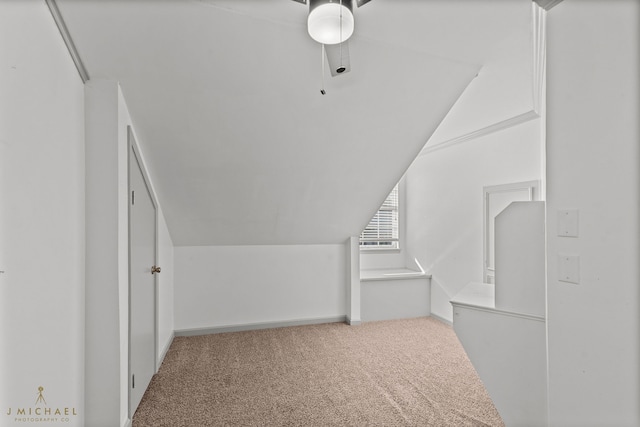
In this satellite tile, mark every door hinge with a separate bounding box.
[132,374,135,388]
[131,190,135,205]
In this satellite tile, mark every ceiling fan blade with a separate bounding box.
[293,0,371,6]
[293,0,369,7]
[324,41,351,77]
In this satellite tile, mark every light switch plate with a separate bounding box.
[558,254,580,284]
[557,209,579,237]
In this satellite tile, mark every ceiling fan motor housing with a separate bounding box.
[309,0,354,13]
[308,0,355,45]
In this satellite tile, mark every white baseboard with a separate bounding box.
[430,313,453,326]
[346,316,361,326]
[157,331,175,369]
[122,418,132,427]
[175,316,348,337]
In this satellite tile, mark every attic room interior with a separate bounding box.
[1,0,639,426]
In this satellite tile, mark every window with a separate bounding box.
[360,184,399,249]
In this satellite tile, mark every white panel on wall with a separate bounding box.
[174,245,347,331]
[452,302,547,427]
[0,2,85,425]
[360,278,430,322]
[546,1,640,425]
[494,201,545,317]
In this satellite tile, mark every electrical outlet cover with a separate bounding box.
[558,254,580,284]
[557,209,579,237]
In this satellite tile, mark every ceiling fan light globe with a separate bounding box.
[307,3,354,45]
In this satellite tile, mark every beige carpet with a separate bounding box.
[133,317,504,427]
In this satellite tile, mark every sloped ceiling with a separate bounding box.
[56,0,532,246]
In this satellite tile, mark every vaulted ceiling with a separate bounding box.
[56,0,533,246]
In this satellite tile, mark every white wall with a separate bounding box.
[546,1,640,426]
[405,118,542,322]
[452,302,547,427]
[174,245,346,331]
[0,1,85,425]
[85,80,174,427]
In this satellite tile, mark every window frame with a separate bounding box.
[360,180,403,252]
[483,180,539,283]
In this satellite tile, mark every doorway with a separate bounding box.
[483,180,539,284]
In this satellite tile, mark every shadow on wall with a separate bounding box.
[418,226,478,321]
[424,227,477,270]
[428,277,454,320]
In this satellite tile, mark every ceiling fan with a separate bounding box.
[291,0,372,77]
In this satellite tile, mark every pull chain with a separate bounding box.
[320,44,326,95]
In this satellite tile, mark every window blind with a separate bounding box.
[360,184,399,248]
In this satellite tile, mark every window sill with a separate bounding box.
[360,268,431,282]
[359,248,401,254]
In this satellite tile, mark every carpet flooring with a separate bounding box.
[133,317,504,426]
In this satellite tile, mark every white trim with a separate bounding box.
[430,313,453,327]
[483,180,539,283]
[534,0,563,11]
[157,331,174,371]
[360,176,406,253]
[175,316,348,337]
[346,316,361,326]
[383,272,426,278]
[532,2,547,115]
[122,419,132,427]
[347,236,362,325]
[420,110,540,156]
[359,182,401,250]
[361,271,431,282]
[359,248,401,254]
[451,302,545,322]
[361,258,429,281]
[534,1,548,202]
[45,0,90,83]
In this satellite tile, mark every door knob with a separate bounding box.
[151,265,161,274]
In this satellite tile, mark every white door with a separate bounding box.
[129,137,157,417]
